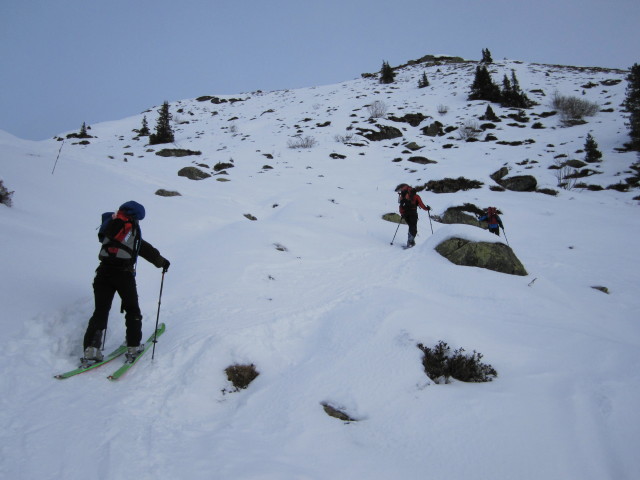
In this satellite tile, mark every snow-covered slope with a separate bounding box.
[1,56,639,480]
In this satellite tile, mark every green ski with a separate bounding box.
[107,323,166,381]
[54,344,127,380]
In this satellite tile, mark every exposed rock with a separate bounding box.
[421,121,444,137]
[321,402,357,422]
[437,204,484,227]
[357,124,403,141]
[435,237,527,276]
[408,156,437,165]
[156,148,202,157]
[564,159,587,168]
[490,167,537,191]
[214,161,234,171]
[388,113,427,127]
[155,189,182,197]
[382,212,405,224]
[500,175,538,192]
[177,167,210,180]
[490,167,509,182]
[420,177,483,193]
[273,243,288,252]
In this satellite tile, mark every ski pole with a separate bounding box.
[427,210,434,234]
[502,227,510,247]
[390,220,401,245]
[151,270,166,360]
[51,139,65,175]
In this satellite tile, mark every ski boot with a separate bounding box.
[406,234,416,248]
[80,346,104,366]
[125,344,144,363]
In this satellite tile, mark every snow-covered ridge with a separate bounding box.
[1,56,638,480]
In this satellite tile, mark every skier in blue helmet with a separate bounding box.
[82,201,170,364]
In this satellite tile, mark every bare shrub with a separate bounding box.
[334,132,356,143]
[458,120,480,140]
[287,136,317,149]
[437,104,449,115]
[551,91,599,125]
[367,100,388,119]
[552,160,578,190]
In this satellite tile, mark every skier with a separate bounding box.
[477,206,504,236]
[82,201,170,364]
[395,184,431,248]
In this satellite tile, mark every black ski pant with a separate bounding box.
[83,265,143,349]
[403,213,419,238]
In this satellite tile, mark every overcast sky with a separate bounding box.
[1,0,638,141]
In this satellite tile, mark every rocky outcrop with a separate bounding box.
[435,237,527,276]
[357,125,403,141]
[388,113,428,127]
[490,167,537,192]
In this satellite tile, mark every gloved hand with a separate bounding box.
[426,206,431,211]
[162,258,170,273]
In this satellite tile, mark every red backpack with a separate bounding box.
[486,207,498,224]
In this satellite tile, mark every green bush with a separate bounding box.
[417,341,497,384]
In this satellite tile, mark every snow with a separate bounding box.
[1,58,639,480]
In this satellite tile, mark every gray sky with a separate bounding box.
[1,0,638,141]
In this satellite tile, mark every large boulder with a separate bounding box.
[438,205,483,227]
[490,168,537,192]
[500,175,538,192]
[435,237,527,276]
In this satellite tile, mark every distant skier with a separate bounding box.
[82,201,170,364]
[477,207,504,236]
[395,184,431,248]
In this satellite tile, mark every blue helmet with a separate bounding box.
[119,200,146,220]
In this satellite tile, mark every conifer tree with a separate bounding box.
[481,48,493,64]
[138,116,150,136]
[0,178,14,207]
[77,122,93,138]
[480,105,500,122]
[623,63,640,150]
[469,65,501,102]
[380,61,395,84]
[418,72,430,88]
[584,133,603,163]
[500,70,533,108]
[149,101,174,145]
